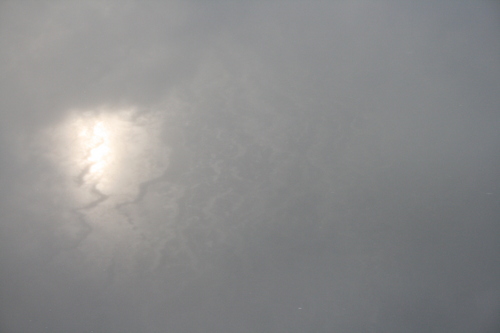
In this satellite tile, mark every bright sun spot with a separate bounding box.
[81,121,112,179]
[44,107,169,203]
[72,114,121,188]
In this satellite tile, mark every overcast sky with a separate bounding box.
[1,1,499,332]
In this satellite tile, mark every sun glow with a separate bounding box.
[45,107,169,202]
[80,121,112,179]
[71,113,121,190]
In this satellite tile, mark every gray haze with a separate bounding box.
[1,1,499,332]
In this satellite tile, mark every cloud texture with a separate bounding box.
[1,1,499,332]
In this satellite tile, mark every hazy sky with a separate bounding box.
[1,1,499,332]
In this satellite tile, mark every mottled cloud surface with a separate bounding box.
[1,1,499,332]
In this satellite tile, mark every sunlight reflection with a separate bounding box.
[82,121,111,179]
[48,107,169,204]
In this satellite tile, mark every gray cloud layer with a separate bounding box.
[1,1,499,332]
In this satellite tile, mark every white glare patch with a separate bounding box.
[47,107,169,204]
[80,121,111,180]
